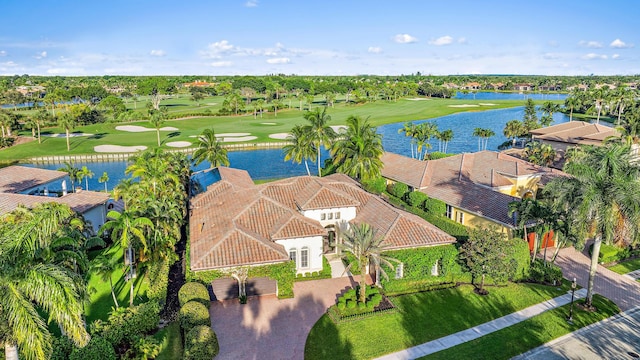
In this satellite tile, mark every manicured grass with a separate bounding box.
[607,257,640,275]
[304,282,570,360]
[154,321,183,360]
[85,244,149,324]
[422,295,619,360]
[1,96,547,161]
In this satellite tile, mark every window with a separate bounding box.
[300,248,309,268]
[431,259,440,276]
[335,212,341,219]
[445,204,453,219]
[395,263,404,279]
[457,211,464,224]
[320,213,326,220]
[328,212,333,220]
[289,249,297,265]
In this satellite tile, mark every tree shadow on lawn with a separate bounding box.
[166,131,181,138]
[88,132,107,140]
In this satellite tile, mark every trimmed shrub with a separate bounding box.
[407,191,429,208]
[346,300,356,309]
[179,282,210,307]
[529,260,563,285]
[362,177,387,194]
[357,302,366,310]
[184,325,220,360]
[92,301,160,347]
[69,336,116,360]
[388,182,409,199]
[337,302,346,310]
[179,301,211,333]
[51,336,74,360]
[591,243,626,264]
[423,197,446,216]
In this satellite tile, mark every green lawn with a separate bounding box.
[85,244,149,324]
[304,282,571,360]
[154,321,183,360]
[1,96,553,161]
[422,295,619,360]
[607,257,640,275]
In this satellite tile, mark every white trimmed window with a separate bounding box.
[328,212,333,220]
[395,263,404,279]
[431,259,440,276]
[289,249,297,265]
[300,248,309,268]
[320,213,326,220]
[445,204,453,219]
[335,212,341,219]
[457,211,464,224]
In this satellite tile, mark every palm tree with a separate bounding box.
[564,94,580,122]
[33,109,49,144]
[99,171,109,192]
[398,122,418,158]
[414,122,438,159]
[503,120,525,147]
[302,107,337,177]
[305,94,314,111]
[99,210,153,307]
[540,101,560,127]
[331,115,384,181]
[549,144,640,307]
[148,109,167,146]
[473,128,495,151]
[255,99,265,118]
[283,125,315,176]
[524,141,556,167]
[57,112,75,151]
[590,88,607,124]
[339,223,399,303]
[78,165,94,191]
[439,129,454,153]
[58,162,80,193]
[0,203,90,359]
[612,88,635,126]
[192,128,230,168]
[91,254,119,309]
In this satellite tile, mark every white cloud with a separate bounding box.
[245,0,258,7]
[34,51,47,59]
[579,40,603,48]
[210,61,232,67]
[1,61,17,67]
[368,46,382,54]
[393,34,417,44]
[429,36,453,46]
[150,49,166,57]
[612,54,620,59]
[203,40,235,58]
[0,50,7,56]
[266,57,290,64]
[610,38,632,48]
[582,53,608,60]
[47,67,85,74]
[457,37,467,44]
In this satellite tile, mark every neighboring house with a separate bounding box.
[530,122,621,159]
[463,82,481,90]
[0,166,110,233]
[381,151,565,235]
[513,83,533,91]
[183,80,214,88]
[488,82,506,90]
[189,167,456,276]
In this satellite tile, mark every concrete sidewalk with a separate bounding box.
[375,289,588,360]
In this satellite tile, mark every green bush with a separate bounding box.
[337,302,346,310]
[382,245,462,282]
[51,336,74,360]
[388,182,409,199]
[423,197,446,215]
[509,238,531,281]
[92,301,161,347]
[407,191,429,208]
[184,325,220,360]
[69,336,116,360]
[425,152,454,160]
[591,243,627,264]
[529,260,563,285]
[361,177,387,194]
[148,258,173,307]
[346,300,356,309]
[179,301,211,333]
[179,282,211,307]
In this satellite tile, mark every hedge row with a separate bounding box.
[184,325,220,360]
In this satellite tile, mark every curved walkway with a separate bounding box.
[545,247,640,311]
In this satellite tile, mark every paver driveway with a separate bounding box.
[210,276,368,360]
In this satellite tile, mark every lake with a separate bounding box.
[454,91,567,101]
[26,107,570,191]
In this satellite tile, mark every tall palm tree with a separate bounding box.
[413,122,438,159]
[148,109,167,146]
[90,254,119,309]
[98,171,109,192]
[58,162,80,193]
[612,88,635,126]
[590,88,607,124]
[503,120,525,147]
[564,94,580,122]
[99,210,153,307]
[192,128,230,168]
[548,144,640,306]
[540,101,560,127]
[57,112,75,151]
[78,165,94,191]
[339,223,399,303]
[473,128,495,151]
[398,122,418,158]
[283,125,315,176]
[302,107,337,176]
[331,115,384,181]
[439,129,454,153]
[33,109,49,144]
[0,203,90,359]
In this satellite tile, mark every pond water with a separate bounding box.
[454,91,567,101]
[25,107,570,191]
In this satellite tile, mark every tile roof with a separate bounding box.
[0,190,109,215]
[530,122,619,146]
[189,168,456,271]
[0,166,67,193]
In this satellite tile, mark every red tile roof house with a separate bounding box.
[189,167,455,298]
[380,151,566,236]
[0,166,110,234]
[530,121,620,157]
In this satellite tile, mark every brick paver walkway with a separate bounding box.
[546,247,640,311]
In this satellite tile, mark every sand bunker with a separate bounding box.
[43,133,92,138]
[116,125,179,132]
[166,141,192,148]
[479,103,497,106]
[331,125,348,133]
[406,98,431,101]
[219,136,257,142]
[94,145,147,153]
[261,122,277,125]
[448,104,480,108]
[214,133,251,137]
[269,133,290,140]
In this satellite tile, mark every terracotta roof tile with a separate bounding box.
[0,191,109,215]
[0,166,67,193]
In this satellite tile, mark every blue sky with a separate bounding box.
[0,0,638,76]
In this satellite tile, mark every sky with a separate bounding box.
[0,0,638,76]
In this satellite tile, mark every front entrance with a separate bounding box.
[324,228,337,254]
[211,277,277,301]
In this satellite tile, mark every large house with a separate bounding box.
[381,151,565,234]
[530,121,620,158]
[0,166,110,233]
[189,167,456,276]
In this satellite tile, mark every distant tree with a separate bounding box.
[58,162,80,192]
[540,101,560,127]
[473,128,495,151]
[99,95,126,115]
[192,128,230,168]
[148,108,168,146]
[503,120,526,146]
[57,112,76,151]
[136,77,174,110]
[99,171,110,192]
[306,94,315,111]
[222,92,244,115]
[398,122,418,158]
[523,99,539,130]
[283,125,315,176]
[460,227,513,294]
[331,115,384,181]
[302,107,336,176]
[78,165,94,191]
[414,122,438,159]
[33,109,50,144]
[190,89,204,106]
[438,129,454,153]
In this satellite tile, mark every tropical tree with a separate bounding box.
[331,115,384,181]
[473,128,495,151]
[503,120,526,146]
[305,94,314,111]
[255,99,265,118]
[438,129,454,153]
[148,108,167,146]
[223,92,244,115]
[523,141,556,167]
[283,125,315,176]
[564,94,580,122]
[414,122,438,159]
[540,101,560,127]
[33,109,49,144]
[590,88,607,124]
[612,88,635,126]
[0,203,91,359]
[77,166,94,191]
[523,98,539,131]
[459,227,515,294]
[546,144,640,307]
[192,128,230,168]
[91,254,119,309]
[58,162,80,193]
[99,210,153,307]
[398,122,418,158]
[99,171,110,192]
[57,112,76,151]
[339,223,398,303]
[302,107,337,176]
